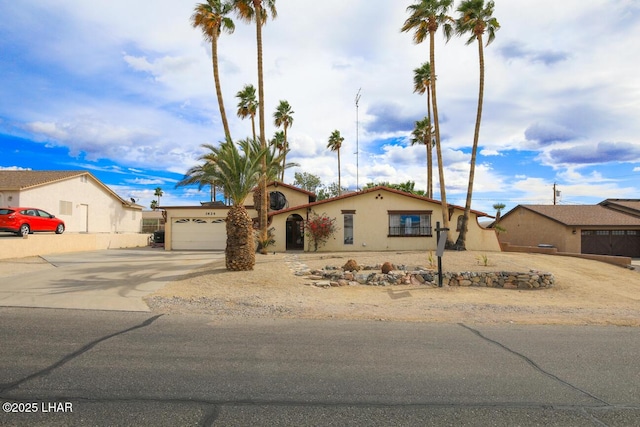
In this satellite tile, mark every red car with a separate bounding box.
[0,207,65,236]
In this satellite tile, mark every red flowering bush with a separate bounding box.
[304,212,338,251]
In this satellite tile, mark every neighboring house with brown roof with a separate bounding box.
[162,183,500,252]
[496,202,640,257]
[0,170,142,233]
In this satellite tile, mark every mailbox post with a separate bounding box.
[435,222,449,287]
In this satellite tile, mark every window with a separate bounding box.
[388,211,432,237]
[59,201,73,216]
[343,214,354,245]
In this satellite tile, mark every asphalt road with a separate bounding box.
[1,308,638,426]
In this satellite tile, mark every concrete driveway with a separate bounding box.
[0,248,224,311]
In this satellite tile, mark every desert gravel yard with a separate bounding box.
[147,250,640,326]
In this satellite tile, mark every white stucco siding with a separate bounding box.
[163,207,230,251]
[17,176,141,233]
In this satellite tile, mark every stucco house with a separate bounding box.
[496,201,640,258]
[161,183,500,253]
[267,186,500,252]
[0,170,143,233]
[161,182,316,250]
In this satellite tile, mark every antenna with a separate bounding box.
[355,88,362,191]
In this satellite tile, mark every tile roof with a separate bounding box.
[0,170,87,190]
[268,185,490,218]
[521,205,640,226]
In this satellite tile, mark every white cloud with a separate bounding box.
[1,0,639,208]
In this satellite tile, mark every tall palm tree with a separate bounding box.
[410,117,434,199]
[402,0,454,247]
[236,84,258,142]
[453,0,500,250]
[273,100,294,181]
[327,130,344,196]
[413,62,434,198]
[233,0,277,254]
[271,130,285,159]
[492,202,505,222]
[203,139,268,270]
[191,1,235,141]
[154,187,163,207]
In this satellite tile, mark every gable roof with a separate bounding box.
[506,204,640,227]
[267,181,316,199]
[268,185,490,218]
[0,170,87,190]
[598,199,640,218]
[0,170,139,209]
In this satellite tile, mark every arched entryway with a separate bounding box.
[286,214,304,250]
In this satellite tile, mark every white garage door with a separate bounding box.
[172,218,226,250]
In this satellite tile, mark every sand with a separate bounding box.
[147,250,640,326]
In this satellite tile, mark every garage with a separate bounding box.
[581,230,640,258]
[171,218,226,250]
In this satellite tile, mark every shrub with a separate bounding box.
[304,212,338,251]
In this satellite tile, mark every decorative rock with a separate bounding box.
[343,259,361,272]
[381,262,395,274]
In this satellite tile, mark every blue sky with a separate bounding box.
[1,0,639,215]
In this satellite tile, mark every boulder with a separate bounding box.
[343,259,361,272]
[381,262,395,274]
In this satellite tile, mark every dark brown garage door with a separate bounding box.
[581,230,640,257]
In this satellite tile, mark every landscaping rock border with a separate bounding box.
[301,263,554,289]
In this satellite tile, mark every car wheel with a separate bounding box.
[19,224,30,236]
[55,224,65,234]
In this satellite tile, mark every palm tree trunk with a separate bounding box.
[426,85,433,199]
[429,28,453,246]
[337,148,341,195]
[254,0,268,254]
[225,206,256,270]
[281,125,288,181]
[211,36,231,141]
[455,35,485,251]
[250,115,256,143]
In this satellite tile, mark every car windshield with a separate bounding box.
[0,209,14,215]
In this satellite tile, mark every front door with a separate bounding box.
[286,214,304,250]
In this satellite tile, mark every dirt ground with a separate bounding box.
[148,251,640,326]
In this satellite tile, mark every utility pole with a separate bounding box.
[355,88,361,191]
[553,183,561,205]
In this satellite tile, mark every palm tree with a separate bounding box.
[233,0,277,254]
[154,187,163,207]
[175,147,222,203]
[271,130,285,159]
[236,84,258,142]
[410,117,434,199]
[203,139,268,270]
[493,203,505,222]
[402,0,454,247]
[453,0,500,250]
[327,130,344,196]
[413,63,434,198]
[273,100,294,181]
[191,1,235,141]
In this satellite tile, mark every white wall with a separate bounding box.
[16,176,141,233]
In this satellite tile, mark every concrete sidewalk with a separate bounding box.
[0,248,223,311]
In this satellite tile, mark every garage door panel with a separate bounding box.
[582,230,640,257]
[172,218,226,250]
